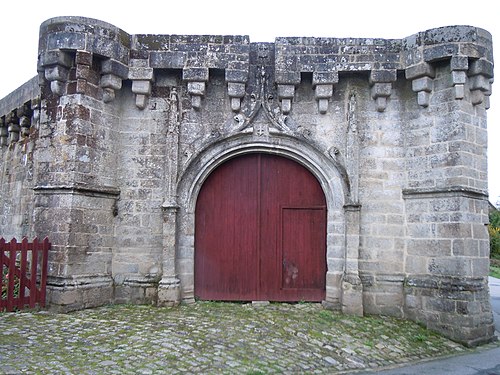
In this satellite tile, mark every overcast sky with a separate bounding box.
[1,0,498,203]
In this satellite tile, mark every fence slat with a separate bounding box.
[0,238,5,309]
[39,237,50,307]
[29,238,39,308]
[18,239,29,310]
[0,237,50,312]
[6,239,17,312]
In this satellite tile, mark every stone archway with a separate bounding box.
[171,135,361,313]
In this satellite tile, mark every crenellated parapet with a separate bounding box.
[33,17,494,115]
[0,77,40,147]
[403,26,494,108]
[37,17,251,110]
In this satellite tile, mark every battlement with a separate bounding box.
[0,17,493,146]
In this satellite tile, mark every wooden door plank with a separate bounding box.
[195,154,259,300]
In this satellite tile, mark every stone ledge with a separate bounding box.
[33,184,121,198]
[402,186,488,199]
[405,275,486,292]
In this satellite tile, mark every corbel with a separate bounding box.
[183,67,209,110]
[450,55,468,100]
[6,112,20,144]
[38,51,73,96]
[17,103,32,139]
[129,59,154,109]
[405,63,435,108]
[100,59,129,103]
[225,68,248,112]
[227,82,246,111]
[277,84,295,114]
[369,70,397,112]
[468,59,494,106]
[30,98,41,130]
[312,70,338,114]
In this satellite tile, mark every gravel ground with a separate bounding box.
[0,302,469,374]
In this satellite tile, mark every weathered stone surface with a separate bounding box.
[0,17,495,346]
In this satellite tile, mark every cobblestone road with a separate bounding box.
[0,302,469,374]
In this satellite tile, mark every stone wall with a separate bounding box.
[0,16,495,346]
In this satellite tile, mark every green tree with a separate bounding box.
[490,210,500,259]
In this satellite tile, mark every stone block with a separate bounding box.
[312,71,339,85]
[45,65,69,82]
[277,84,295,99]
[128,67,154,81]
[227,82,246,98]
[411,76,433,92]
[182,67,209,82]
[405,62,435,80]
[423,44,459,62]
[187,81,206,96]
[369,69,396,84]
[75,51,93,66]
[451,70,467,85]
[100,74,122,91]
[101,59,129,78]
[470,74,491,92]
[132,80,152,95]
[150,51,187,69]
[450,55,469,71]
[314,84,333,99]
[39,50,74,68]
[469,59,494,77]
[370,82,392,98]
[275,71,301,84]
[225,69,248,83]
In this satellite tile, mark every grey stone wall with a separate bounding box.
[0,78,39,241]
[0,16,495,346]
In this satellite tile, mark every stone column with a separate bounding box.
[158,88,181,306]
[158,204,181,306]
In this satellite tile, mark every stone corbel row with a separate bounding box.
[406,57,493,108]
[369,70,397,112]
[0,100,37,146]
[182,67,250,112]
[276,70,338,115]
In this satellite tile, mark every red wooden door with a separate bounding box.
[195,154,326,301]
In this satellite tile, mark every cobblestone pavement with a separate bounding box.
[0,302,473,374]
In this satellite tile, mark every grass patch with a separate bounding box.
[317,309,337,322]
[413,333,429,343]
[490,265,500,279]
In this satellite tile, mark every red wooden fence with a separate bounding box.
[0,237,50,312]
